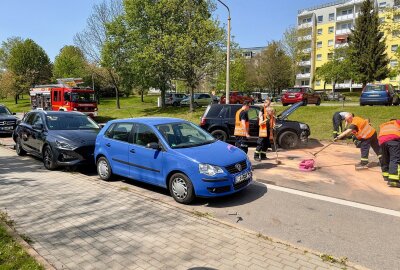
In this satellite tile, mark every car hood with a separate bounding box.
[173,140,248,166]
[0,114,18,121]
[49,129,100,146]
[278,101,303,120]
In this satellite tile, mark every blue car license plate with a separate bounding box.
[235,171,251,184]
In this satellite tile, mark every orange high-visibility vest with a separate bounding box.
[351,116,375,140]
[234,108,249,137]
[378,120,400,139]
[259,107,268,138]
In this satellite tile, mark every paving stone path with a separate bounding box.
[0,147,357,270]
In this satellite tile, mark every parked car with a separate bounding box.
[94,117,252,204]
[0,104,19,135]
[360,84,397,106]
[13,111,100,170]
[281,87,321,106]
[220,91,254,104]
[180,93,213,107]
[251,92,271,103]
[315,91,328,101]
[165,93,187,107]
[326,92,345,101]
[200,102,310,149]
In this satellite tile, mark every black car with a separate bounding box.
[0,104,19,135]
[13,110,100,170]
[199,102,310,149]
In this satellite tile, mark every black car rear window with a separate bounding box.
[364,85,386,92]
[204,105,223,118]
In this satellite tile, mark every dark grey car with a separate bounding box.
[0,105,19,135]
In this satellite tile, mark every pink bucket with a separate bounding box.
[299,159,316,172]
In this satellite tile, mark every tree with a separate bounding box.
[174,0,224,112]
[348,0,390,87]
[74,0,123,108]
[315,48,352,92]
[53,46,88,79]
[217,53,248,93]
[6,39,52,104]
[0,37,23,70]
[259,41,292,95]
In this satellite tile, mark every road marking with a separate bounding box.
[261,183,400,218]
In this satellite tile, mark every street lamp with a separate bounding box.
[216,0,231,104]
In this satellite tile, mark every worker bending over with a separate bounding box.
[334,113,382,170]
[378,119,400,187]
[332,111,353,138]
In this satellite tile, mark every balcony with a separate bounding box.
[298,22,312,29]
[335,43,348,48]
[298,60,312,66]
[296,73,311,79]
[336,83,363,89]
[298,35,312,41]
[336,13,354,21]
[336,29,351,35]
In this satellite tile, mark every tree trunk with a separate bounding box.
[333,80,336,93]
[141,89,144,102]
[160,84,166,109]
[323,81,326,91]
[189,86,195,113]
[107,69,120,109]
[14,94,18,104]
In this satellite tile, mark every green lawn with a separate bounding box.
[1,95,397,141]
[0,218,44,270]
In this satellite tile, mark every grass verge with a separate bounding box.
[0,211,44,270]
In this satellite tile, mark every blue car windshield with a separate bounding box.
[156,122,215,149]
[46,114,100,130]
[364,85,386,92]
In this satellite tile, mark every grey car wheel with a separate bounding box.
[169,173,194,204]
[43,145,57,170]
[15,137,26,156]
[278,131,299,149]
[97,156,113,181]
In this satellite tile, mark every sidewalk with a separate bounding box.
[0,146,357,270]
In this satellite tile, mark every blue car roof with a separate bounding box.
[107,117,187,126]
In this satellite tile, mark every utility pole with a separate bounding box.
[216,0,231,104]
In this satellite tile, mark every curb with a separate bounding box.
[0,220,56,270]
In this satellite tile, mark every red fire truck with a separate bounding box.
[29,78,98,117]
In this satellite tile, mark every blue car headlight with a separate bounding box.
[199,164,224,176]
[55,140,75,150]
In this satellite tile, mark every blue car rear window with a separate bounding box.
[364,85,386,92]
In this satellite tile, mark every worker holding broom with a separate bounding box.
[254,98,275,161]
[332,111,353,138]
[334,113,382,170]
[378,119,400,187]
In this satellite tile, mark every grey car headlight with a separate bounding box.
[199,164,224,176]
[55,140,75,150]
[299,123,309,130]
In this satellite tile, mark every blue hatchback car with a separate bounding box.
[360,84,396,106]
[94,117,252,204]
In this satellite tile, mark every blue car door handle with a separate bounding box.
[105,143,111,147]
[130,149,135,153]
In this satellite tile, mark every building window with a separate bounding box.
[318,15,323,23]
[316,80,321,86]
[341,9,353,15]
[302,17,312,23]
[341,23,352,29]
[394,15,400,22]
[392,44,399,52]
[379,2,387,8]
[395,0,400,7]
[329,13,335,21]
[301,80,309,86]
[316,54,322,61]
[317,41,322,48]
[328,26,334,33]
[390,60,398,67]
[328,40,334,46]
[317,28,322,35]
[327,53,333,60]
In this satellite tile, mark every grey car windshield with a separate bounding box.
[0,106,12,115]
[46,114,99,130]
[156,122,215,149]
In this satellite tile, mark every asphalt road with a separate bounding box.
[0,137,399,270]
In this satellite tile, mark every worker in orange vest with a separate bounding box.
[254,99,275,161]
[334,113,382,170]
[234,100,251,154]
[378,119,400,187]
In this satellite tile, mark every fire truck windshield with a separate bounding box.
[70,92,96,103]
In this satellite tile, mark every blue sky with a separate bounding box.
[0,0,325,61]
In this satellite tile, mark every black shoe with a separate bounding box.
[355,162,368,170]
[388,181,400,188]
[383,176,389,182]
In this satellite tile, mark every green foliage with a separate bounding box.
[217,53,249,92]
[259,41,292,94]
[0,37,23,69]
[53,46,87,79]
[348,0,390,86]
